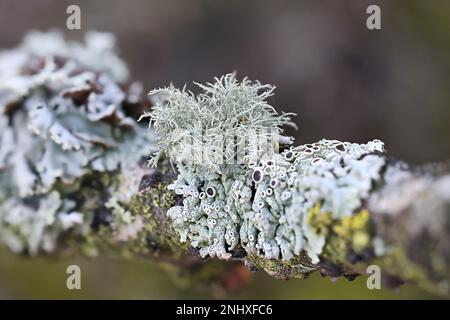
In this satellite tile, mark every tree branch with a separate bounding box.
[1,31,449,297]
[105,157,449,296]
[38,153,446,295]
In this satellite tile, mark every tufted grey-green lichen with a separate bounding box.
[0,31,151,255]
[142,74,386,265]
[140,73,296,170]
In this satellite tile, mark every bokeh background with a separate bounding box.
[0,0,449,299]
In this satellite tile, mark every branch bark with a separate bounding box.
[62,156,449,296]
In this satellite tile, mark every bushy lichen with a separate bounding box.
[140,73,296,169]
[0,31,151,254]
[143,74,386,266]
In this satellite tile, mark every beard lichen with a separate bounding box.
[142,74,386,268]
[0,31,151,255]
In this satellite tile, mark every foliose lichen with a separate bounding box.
[0,31,151,254]
[143,74,386,265]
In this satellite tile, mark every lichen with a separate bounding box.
[0,191,80,254]
[143,74,386,267]
[139,73,296,169]
[368,162,450,294]
[128,169,191,255]
[0,31,151,254]
[307,204,374,274]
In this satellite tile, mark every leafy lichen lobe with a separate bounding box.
[143,74,386,269]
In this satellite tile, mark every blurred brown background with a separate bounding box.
[0,0,449,299]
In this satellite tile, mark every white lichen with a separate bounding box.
[145,74,386,264]
[0,31,150,254]
[0,191,82,254]
[140,73,296,170]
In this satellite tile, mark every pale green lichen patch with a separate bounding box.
[369,163,450,294]
[245,252,317,280]
[0,31,151,255]
[143,74,386,267]
[307,204,373,269]
[129,181,191,256]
